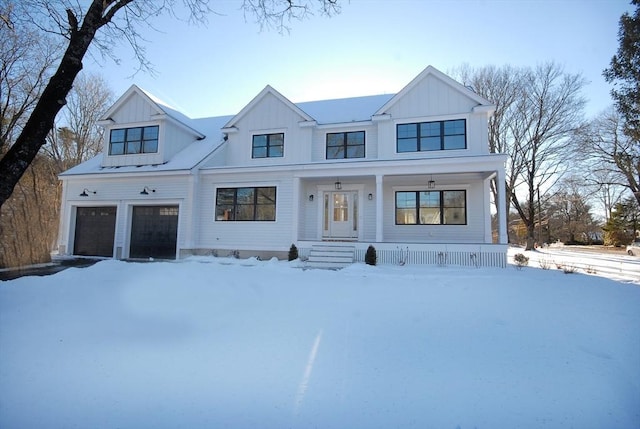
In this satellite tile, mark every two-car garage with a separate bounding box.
[72,205,179,260]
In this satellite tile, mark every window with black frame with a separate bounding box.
[215,187,276,221]
[396,119,466,152]
[109,125,159,155]
[395,190,466,225]
[252,133,284,158]
[326,131,365,159]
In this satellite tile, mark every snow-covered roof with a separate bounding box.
[296,94,395,124]
[60,115,233,176]
[137,87,205,138]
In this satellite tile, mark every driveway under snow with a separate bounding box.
[1,257,639,428]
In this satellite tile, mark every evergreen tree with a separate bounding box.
[602,198,639,246]
[604,0,640,142]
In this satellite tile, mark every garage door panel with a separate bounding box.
[74,207,116,257]
[130,205,178,260]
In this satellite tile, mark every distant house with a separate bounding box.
[56,66,509,267]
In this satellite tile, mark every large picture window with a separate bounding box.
[216,187,276,221]
[397,119,466,152]
[252,133,284,158]
[395,190,466,225]
[109,126,159,155]
[326,131,365,159]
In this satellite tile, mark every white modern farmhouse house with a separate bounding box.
[56,66,509,267]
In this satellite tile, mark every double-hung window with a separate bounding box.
[326,131,365,159]
[397,119,466,152]
[395,190,466,225]
[216,187,276,221]
[252,133,284,158]
[109,126,159,155]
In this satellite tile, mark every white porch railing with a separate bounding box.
[297,242,507,268]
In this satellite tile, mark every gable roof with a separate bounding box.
[101,85,205,139]
[374,65,494,115]
[223,85,314,129]
[60,114,232,177]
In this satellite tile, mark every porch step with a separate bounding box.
[306,244,355,269]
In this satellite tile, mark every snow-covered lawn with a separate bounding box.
[1,256,639,428]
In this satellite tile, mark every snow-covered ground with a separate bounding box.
[1,253,639,428]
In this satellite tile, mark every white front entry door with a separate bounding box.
[323,191,358,239]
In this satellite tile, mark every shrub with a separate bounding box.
[513,253,529,269]
[288,244,299,261]
[365,245,377,266]
[538,258,551,270]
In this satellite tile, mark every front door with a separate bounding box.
[323,191,358,239]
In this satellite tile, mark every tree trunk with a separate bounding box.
[0,2,110,210]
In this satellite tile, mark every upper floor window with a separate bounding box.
[109,125,159,155]
[215,187,276,221]
[395,190,466,225]
[252,133,284,158]
[397,119,466,153]
[326,131,365,159]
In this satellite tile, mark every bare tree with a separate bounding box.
[455,64,524,243]
[457,63,587,249]
[243,0,339,31]
[579,106,640,207]
[0,73,114,267]
[547,177,599,244]
[0,0,342,211]
[0,12,60,154]
[44,73,114,171]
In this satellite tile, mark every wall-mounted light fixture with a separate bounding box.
[368,193,373,200]
[428,175,436,189]
[140,186,156,195]
[79,188,96,197]
[308,194,314,202]
[334,179,342,190]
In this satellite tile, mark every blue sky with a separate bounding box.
[84,0,632,119]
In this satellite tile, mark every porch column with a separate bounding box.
[376,174,383,242]
[291,177,300,245]
[497,168,508,244]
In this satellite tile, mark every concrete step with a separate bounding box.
[306,244,355,269]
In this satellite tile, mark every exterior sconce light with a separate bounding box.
[334,179,342,190]
[140,186,156,195]
[368,193,373,200]
[428,175,436,189]
[79,188,96,197]
[309,194,314,202]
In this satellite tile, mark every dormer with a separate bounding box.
[98,85,205,168]
[218,85,316,166]
[373,66,496,157]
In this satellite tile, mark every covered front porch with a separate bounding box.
[289,157,508,267]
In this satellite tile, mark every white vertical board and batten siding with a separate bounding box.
[102,92,164,167]
[225,92,311,166]
[377,74,488,159]
[385,74,478,119]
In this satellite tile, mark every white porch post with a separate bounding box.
[497,168,508,244]
[484,175,493,243]
[375,174,383,242]
[291,177,300,245]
